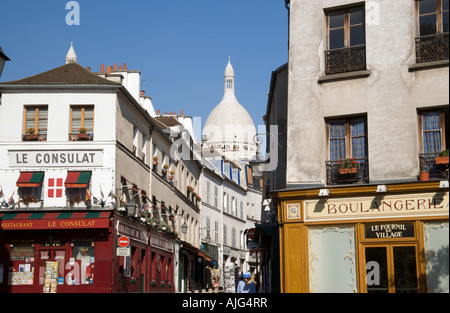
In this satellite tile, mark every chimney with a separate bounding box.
[157,109,160,114]
[87,67,91,71]
[106,66,112,74]
[119,65,123,70]
[140,90,145,97]
[180,110,184,116]
[123,63,128,70]
[100,64,105,72]
[114,63,117,71]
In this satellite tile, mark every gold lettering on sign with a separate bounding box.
[305,193,449,222]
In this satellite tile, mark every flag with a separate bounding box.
[8,191,15,205]
[0,187,4,199]
[108,190,117,200]
[100,185,105,200]
[85,189,92,201]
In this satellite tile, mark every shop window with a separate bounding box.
[69,105,94,141]
[308,226,357,293]
[72,242,95,285]
[23,105,48,141]
[9,243,35,286]
[325,5,366,75]
[423,222,449,293]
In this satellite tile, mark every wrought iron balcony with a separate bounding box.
[325,45,366,75]
[415,33,449,63]
[326,158,369,185]
[419,152,449,180]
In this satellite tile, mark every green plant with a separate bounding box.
[163,164,169,169]
[338,158,358,168]
[78,127,87,134]
[27,127,36,134]
[439,149,449,156]
[169,170,175,175]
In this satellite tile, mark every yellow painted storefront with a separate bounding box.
[274,181,449,293]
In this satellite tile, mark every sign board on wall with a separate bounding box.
[9,150,103,167]
[304,193,449,222]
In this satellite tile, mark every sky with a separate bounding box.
[0,0,289,139]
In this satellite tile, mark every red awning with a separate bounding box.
[16,172,44,187]
[65,171,91,188]
[198,251,212,263]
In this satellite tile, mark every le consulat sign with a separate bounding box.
[9,149,103,167]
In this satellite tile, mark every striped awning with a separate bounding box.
[16,172,44,187]
[0,211,111,230]
[65,171,91,188]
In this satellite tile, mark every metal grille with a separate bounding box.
[415,33,449,63]
[325,45,366,75]
[326,158,369,185]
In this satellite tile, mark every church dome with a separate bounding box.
[202,58,257,161]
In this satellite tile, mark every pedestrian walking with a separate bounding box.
[237,272,256,293]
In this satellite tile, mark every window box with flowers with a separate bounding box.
[77,127,89,140]
[435,149,449,165]
[25,128,38,141]
[338,158,359,174]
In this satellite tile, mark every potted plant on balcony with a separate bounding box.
[25,128,38,141]
[162,164,169,175]
[435,149,449,165]
[169,170,175,181]
[152,156,158,165]
[338,158,358,174]
[77,127,89,140]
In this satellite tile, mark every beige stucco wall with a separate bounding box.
[287,0,449,185]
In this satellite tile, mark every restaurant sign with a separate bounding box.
[304,192,449,222]
[9,149,103,168]
[0,219,109,230]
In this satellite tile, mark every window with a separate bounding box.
[72,242,95,285]
[418,108,449,177]
[240,201,243,219]
[23,106,48,141]
[326,116,369,184]
[231,227,236,248]
[325,5,366,74]
[214,186,219,208]
[70,106,94,140]
[416,0,449,62]
[133,126,138,156]
[418,0,449,35]
[223,224,227,245]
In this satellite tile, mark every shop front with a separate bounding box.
[148,230,175,293]
[0,209,114,293]
[275,181,449,293]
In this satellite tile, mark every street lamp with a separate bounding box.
[126,201,136,216]
[0,46,10,78]
[181,221,188,234]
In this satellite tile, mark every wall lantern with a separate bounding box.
[126,201,136,216]
[181,221,188,234]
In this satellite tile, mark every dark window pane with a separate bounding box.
[350,7,365,25]
[393,247,418,293]
[365,247,389,293]
[329,10,345,28]
[350,25,365,46]
[442,0,449,11]
[420,14,437,35]
[330,28,345,49]
[419,0,437,14]
[443,12,449,32]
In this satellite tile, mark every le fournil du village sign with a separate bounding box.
[9,150,103,167]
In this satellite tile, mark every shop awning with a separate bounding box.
[16,172,44,187]
[198,251,212,263]
[0,210,112,230]
[65,171,91,188]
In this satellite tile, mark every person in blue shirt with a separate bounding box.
[237,272,256,293]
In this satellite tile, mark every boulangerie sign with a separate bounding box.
[304,193,449,222]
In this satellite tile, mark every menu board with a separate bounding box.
[42,262,59,293]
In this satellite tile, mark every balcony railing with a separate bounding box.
[415,33,449,63]
[419,152,449,180]
[325,45,366,75]
[326,158,369,185]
